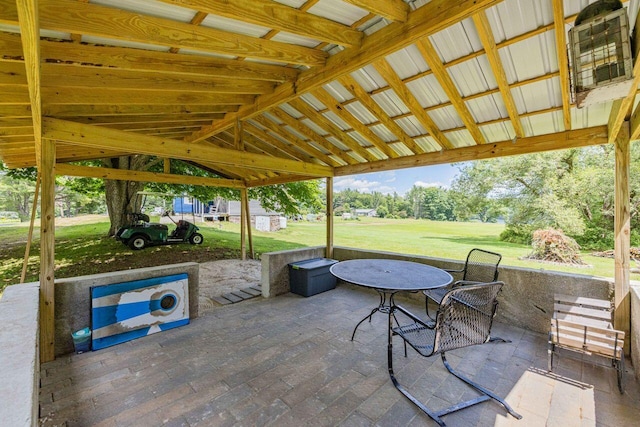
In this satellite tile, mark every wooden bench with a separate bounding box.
[548,294,625,393]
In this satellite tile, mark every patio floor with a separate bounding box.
[39,284,640,426]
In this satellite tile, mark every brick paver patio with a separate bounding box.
[40,284,640,426]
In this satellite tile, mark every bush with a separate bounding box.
[525,228,586,265]
[499,224,534,245]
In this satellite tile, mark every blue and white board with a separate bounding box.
[91,274,189,350]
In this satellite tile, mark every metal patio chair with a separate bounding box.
[388,281,522,426]
[424,248,502,319]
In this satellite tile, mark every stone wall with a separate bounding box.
[0,282,40,426]
[54,262,199,356]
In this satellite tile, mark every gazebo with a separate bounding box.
[0,0,636,384]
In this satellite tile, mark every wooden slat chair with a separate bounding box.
[389,282,522,426]
[548,293,625,393]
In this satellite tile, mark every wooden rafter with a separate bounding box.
[286,97,375,162]
[609,52,640,143]
[1,0,327,67]
[472,11,525,138]
[310,87,394,160]
[251,116,345,167]
[373,59,453,150]
[15,0,41,166]
[342,0,409,22]
[415,37,487,145]
[0,32,298,82]
[39,63,277,95]
[552,0,571,131]
[268,107,372,164]
[337,74,419,155]
[157,0,362,48]
[185,0,502,141]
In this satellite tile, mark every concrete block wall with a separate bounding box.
[261,246,326,297]
[54,262,199,356]
[262,246,615,335]
[0,282,40,427]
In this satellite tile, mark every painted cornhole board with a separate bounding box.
[91,273,189,350]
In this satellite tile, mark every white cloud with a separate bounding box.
[334,177,396,194]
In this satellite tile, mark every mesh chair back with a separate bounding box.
[433,282,503,354]
[462,249,502,282]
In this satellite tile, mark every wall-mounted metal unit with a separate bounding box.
[569,7,633,108]
[91,274,189,350]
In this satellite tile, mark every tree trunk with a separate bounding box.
[103,156,148,236]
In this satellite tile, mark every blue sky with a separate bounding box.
[333,164,460,196]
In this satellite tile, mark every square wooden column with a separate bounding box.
[326,177,334,259]
[614,122,631,349]
[40,139,56,362]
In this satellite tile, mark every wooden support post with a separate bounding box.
[40,139,56,362]
[163,158,170,174]
[326,177,334,259]
[614,122,631,352]
[20,172,40,283]
[240,188,247,260]
[242,189,253,259]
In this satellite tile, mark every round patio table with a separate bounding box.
[330,259,452,340]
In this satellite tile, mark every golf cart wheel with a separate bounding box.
[190,233,203,245]
[128,235,148,250]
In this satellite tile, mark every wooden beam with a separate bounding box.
[614,122,631,351]
[342,0,408,22]
[186,0,501,141]
[286,98,369,163]
[608,47,640,143]
[337,74,418,155]
[15,0,41,167]
[43,104,238,117]
[41,87,255,106]
[326,176,334,259]
[40,63,276,95]
[0,0,328,67]
[472,11,525,138]
[552,0,571,131]
[251,116,345,167]
[240,188,248,260]
[157,0,362,48]
[55,163,244,188]
[373,59,454,150]
[309,88,393,160]
[245,173,318,187]
[243,189,253,259]
[416,37,487,145]
[39,138,56,363]
[0,31,298,82]
[335,126,608,176]
[268,107,365,164]
[243,121,322,164]
[42,118,333,177]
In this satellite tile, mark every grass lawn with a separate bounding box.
[0,215,629,293]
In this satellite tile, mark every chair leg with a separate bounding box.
[440,353,522,421]
[387,311,446,426]
[617,352,625,394]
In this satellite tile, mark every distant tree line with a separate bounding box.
[331,144,640,250]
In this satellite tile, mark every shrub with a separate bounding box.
[499,224,534,245]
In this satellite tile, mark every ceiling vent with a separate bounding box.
[568,2,633,108]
